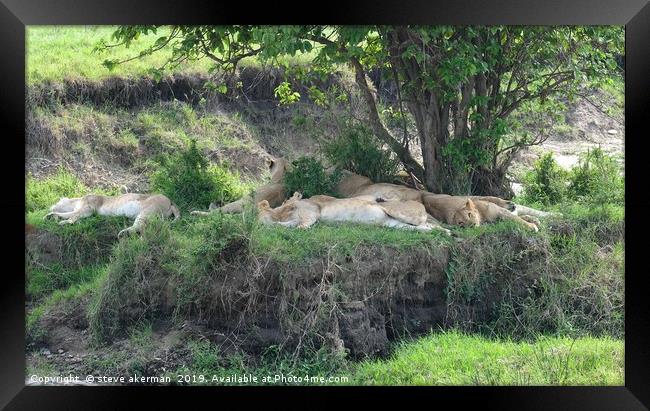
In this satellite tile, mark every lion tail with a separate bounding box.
[170,203,181,222]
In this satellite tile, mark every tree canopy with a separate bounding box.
[100,25,623,196]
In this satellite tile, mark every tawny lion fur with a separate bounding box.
[420,194,539,231]
[257,192,450,233]
[193,156,555,230]
[45,193,180,238]
[191,157,291,216]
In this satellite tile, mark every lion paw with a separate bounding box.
[520,215,541,226]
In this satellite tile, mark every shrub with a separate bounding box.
[446,217,624,340]
[567,148,624,205]
[283,156,342,198]
[26,167,89,212]
[520,153,568,205]
[323,124,401,183]
[149,139,247,210]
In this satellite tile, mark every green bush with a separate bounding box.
[26,167,89,212]
[521,153,568,205]
[520,149,624,207]
[149,139,247,210]
[323,124,401,183]
[283,156,342,198]
[446,214,624,340]
[567,148,624,205]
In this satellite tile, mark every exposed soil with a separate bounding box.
[26,227,574,382]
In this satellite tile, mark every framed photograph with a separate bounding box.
[2,0,648,408]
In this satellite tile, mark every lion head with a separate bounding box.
[452,199,481,227]
[267,157,292,183]
[257,196,300,226]
[49,197,79,213]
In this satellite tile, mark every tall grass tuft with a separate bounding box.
[149,139,249,211]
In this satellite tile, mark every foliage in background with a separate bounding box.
[323,123,401,183]
[149,139,248,210]
[283,156,342,198]
[520,153,569,205]
[520,149,624,206]
[26,167,90,212]
[568,148,624,205]
[99,25,623,197]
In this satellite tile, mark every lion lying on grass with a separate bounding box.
[45,193,180,238]
[191,157,290,216]
[421,194,540,231]
[336,169,514,208]
[335,170,544,229]
[257,192,450,233]
[194,156,555,231]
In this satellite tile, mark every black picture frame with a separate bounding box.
[1,0,648,409]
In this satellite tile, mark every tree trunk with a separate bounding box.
[471,167,514,199]
[349,57,426,181]
[408,100,443,193]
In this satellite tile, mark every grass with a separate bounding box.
[27,26,321,84]
[350,330,623,385]
[82,320,159,376]
[25,202,625,385]
[597,75,625,117]
[26,196,624,343]
[27,263,107,301]
[27,266,108,342]
[445,200,624,340]
[27,26,212,84]
[26,167,96,213]
[168,339,349,386]
[160,330,623,386]
[26,206,128,301]
[27,101,264,197]
[251,219,453,262]
[30,100,260,154]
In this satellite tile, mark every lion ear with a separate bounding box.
[465,199,476,209]
[291,192,302,200]
[257,200,270,210]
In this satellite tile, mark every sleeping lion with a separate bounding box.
[45,193,180,238]
[191,156,290,216]
[257,192,450,234]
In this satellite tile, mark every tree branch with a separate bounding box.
[349,56,425,179]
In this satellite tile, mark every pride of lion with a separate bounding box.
[258,192,448,233]
[43,155,556,236]
[194,157,555,231]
